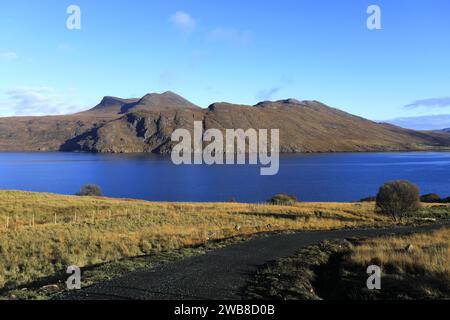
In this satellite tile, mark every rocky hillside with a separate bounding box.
[1,91,450,153]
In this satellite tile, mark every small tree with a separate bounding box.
[76,184,103,197]
[268,194,298,206]
[376,180,420,221]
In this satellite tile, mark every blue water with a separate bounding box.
[0,152,449,203]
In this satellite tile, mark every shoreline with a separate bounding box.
[1,147,450,155]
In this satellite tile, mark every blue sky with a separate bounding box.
[1,0,450,124]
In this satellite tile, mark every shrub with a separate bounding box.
[268,194,298,205]
[420,193,441,203]
[440,197,450,204]
[360,196,376,202]
[376,180,420,221]
[76,184,103,197]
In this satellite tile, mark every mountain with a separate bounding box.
[203,100,450,153]
[87,96,140,114]
[119,91,201,114]
[1,92,450,153]
[82,91,199,115]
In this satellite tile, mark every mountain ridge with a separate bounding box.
[1,91,450,153]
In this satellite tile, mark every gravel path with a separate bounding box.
[58,221,449,300]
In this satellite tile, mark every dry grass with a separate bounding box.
[345,227,450,299]
[0,190,392,289]
[245,229,450,300]
[349,227,450,280]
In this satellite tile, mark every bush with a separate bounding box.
[440,197,450,204]
[376,180,420,221]
[76,184,103,197]
[420,193,441,203]
[268,194,298,205]
[360,196,376,202]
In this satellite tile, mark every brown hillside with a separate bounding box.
[1,92,450,153]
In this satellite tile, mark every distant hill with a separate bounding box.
[1,91,450,153]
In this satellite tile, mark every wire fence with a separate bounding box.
[0,202,296,232]
[0,207,164,231]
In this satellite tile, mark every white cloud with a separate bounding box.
[207,28,251,47]
[0,87,86,116]
[256,87,281,101]
[404,97,450,109]
[0,51,18,61]
[385,114,450,130]
[256,76,295,101]
[169,11,197,35]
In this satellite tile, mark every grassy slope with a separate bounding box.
[343,227,450,299]
[0,190,395,290]
[245,240,351,300]
[245,227,450,300]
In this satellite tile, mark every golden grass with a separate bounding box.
[349,228,450,287]
[0,190,391,288]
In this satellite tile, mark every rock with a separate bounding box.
[41,284,60,292]
[405,244,414,253]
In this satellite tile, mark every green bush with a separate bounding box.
[420,193,441,203]
[376,180,420,221]
[268,194,298,205]
[76,184,103,197]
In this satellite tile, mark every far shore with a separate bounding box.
[2,147,450,154]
